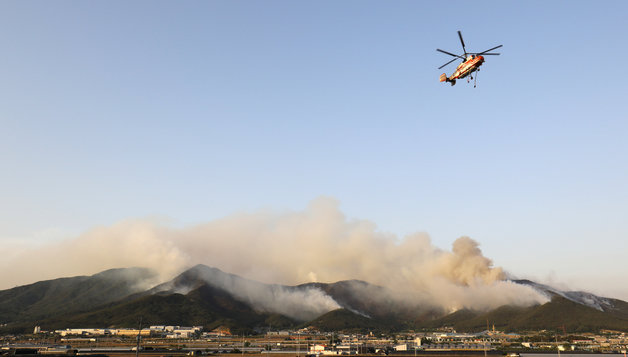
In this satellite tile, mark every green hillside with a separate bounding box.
[424,296,628,333]
[2,265,628,335]
[306,308,393,333]
[0,268,155,324]
[36,283,296,334]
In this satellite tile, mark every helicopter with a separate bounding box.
[437,31,502,87]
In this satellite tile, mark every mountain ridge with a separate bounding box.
[0,267,156,326]
[1,265,627,334]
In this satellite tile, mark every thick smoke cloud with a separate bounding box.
[0,197,548,311]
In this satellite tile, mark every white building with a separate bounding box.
[395,344,409,351]
[55,328,111,336]
[149,326,202,337]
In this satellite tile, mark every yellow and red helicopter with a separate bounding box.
[437,31,502,87]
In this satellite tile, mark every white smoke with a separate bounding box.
[0,197,548,312]
[154,265,341,321]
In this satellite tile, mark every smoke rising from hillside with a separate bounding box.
[155,265,341,321]
[0,197,548,311]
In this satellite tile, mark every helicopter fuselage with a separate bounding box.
[448,55,484,81]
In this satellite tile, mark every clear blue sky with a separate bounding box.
[1,1,627,299]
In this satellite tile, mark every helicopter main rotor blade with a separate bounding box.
[437,48,465,59]
[479,53,500,55]
[475,45,503,55]
[458,31,467,56]
[438,57,459,69]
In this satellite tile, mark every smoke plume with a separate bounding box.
[0,197,548,312]
[154,265,341,321]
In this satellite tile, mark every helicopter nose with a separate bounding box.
[477,55,485,62]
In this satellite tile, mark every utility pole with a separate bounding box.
[135,317,142,357]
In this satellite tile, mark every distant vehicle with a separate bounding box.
[437,31,502,87]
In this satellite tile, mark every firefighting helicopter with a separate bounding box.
[437,31,502,87]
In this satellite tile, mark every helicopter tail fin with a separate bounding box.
[440,74,456,86]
